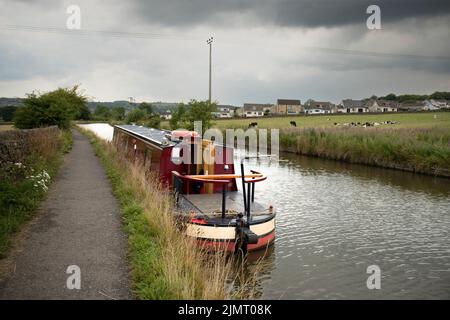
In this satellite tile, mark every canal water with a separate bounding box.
[239,153,450,299]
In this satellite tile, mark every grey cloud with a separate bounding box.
[130,0,450,28]
[1,0,449,103]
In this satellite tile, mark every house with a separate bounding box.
[272,99,302,115]
[367,100,399,113]
[336,105,347,113]
[241,103,272,117]
[308,100,337,114]
[341,99,369,113]
[303,106,327,115]
[212,105,234,118]
[424,99,447,110]
[159,111,172,120]
[435,100,450,109]
[398,101,426,112]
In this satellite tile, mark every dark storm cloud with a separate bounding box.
[130,0,450,28]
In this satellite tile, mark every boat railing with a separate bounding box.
[171,171,266,220]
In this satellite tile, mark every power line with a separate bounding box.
[1,24,449,61]
[306,46,450,61]
[0,24,203,41]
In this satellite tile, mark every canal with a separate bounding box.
[240,153,450,299]
[80,124,449,299]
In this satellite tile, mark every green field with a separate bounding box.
[209,112,450,130]
[202,112,450,177]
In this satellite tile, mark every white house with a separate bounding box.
[367,100,399,113]
[304,106,327,115]
[241,103,271,117]
[424,99,448,110]
[307,101,338,113]
[159,111,172,120]
[341,99,369,113]
[398,101,426,112]
[212,106,234,118]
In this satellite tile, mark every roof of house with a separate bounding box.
[303,105,323,110]
[375,100,399,108]
[217,104,238,110]
[342,99,367,108]
[365,99,397,108]
[310,101,335,110]
[400,101,425,108]
[277,99,301,105]
[243,103,272,112]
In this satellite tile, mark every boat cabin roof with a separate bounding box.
[115,124,175,148]
[115,124,231,150]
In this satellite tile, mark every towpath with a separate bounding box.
[0,130,131,299]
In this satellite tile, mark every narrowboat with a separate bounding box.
[112,124,275,253]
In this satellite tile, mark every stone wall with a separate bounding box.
[0,126,59,166]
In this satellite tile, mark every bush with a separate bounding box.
[126,108,147,123]
[0,106,19,122]
[14,86,87,129]
[170,100,216,131]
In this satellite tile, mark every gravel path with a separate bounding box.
[0,130,131,299]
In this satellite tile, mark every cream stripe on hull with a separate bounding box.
[186,218,275,240]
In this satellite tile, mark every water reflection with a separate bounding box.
[231,247,276,299]
[238,153,450,299]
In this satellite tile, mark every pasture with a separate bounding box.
[210,112,450,130]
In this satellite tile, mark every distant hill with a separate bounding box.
[364,91,450,103]
[0,97,181,115]
[0,97,23,107]
[86,101,180,113]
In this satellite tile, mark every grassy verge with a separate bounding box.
[78,127,252,299]
[280,127,450,177]
[0,128,72,258]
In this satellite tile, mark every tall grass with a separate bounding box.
[280,127,450,177]
[0,127,72,258]
[79,127,259,299]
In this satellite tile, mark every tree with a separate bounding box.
[0,106,19,122]
[125,108,146,123]
[170,100,216,131]
[384,93,397,100]
[93,105,111,120]
[139,102,153,115]
[430,91,450,100]
[76,104,91,120]
[14,86,87,129]
[111,106,126,121]
[144,114,161,129]
[170,103,187,129]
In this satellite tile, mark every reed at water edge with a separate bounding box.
[78,127,263,299]
[279,127,450,177]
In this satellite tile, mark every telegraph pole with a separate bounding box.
[207,37,213,103]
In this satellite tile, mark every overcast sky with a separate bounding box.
[0,0,449,104]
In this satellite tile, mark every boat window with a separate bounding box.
[171,147,182,165]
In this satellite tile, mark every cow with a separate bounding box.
[290,121,297,127]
